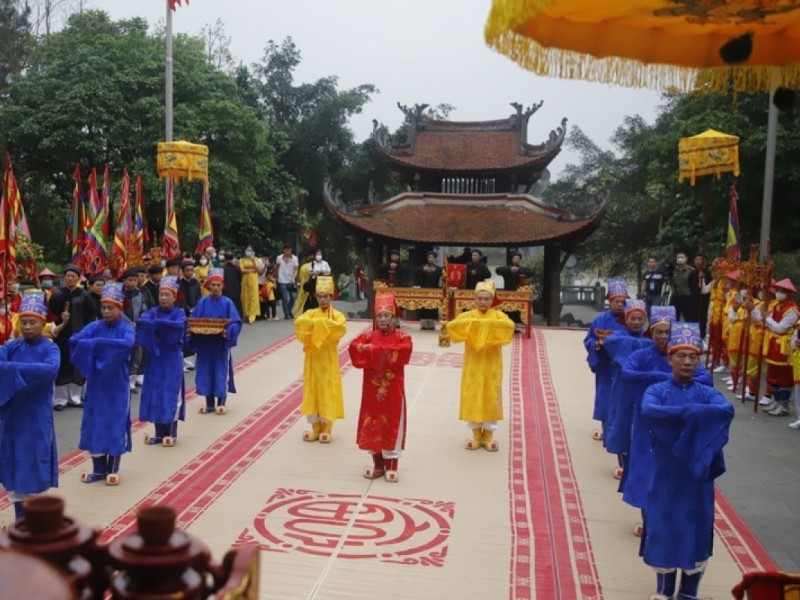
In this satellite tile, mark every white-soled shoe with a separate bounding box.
[759,396,773,406]
[788,419,800,430]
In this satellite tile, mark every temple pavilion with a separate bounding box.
[323,102,604,325]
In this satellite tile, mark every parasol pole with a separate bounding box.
[758,73,779,263]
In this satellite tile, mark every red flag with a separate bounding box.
[67,165,85,269]
[194,180,214,255]
[162,178,180,260]
[101,164,111,239]
[726,182,741,261]
[112,169,133,277]
[134,174,149,256]
[168,0,189,10]
[1,154,18,292]
[83,168,108,276]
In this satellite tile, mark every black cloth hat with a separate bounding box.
[134,266,147,274]
[63,264,81,275]
[165,258,181,268]
[121,268,139,280]
[148,265,163,274]
[88,273,105,284]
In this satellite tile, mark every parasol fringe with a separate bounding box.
[695,65,800,94]
[486,2,800,94]
[486,30,700,92]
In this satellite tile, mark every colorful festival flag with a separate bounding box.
[194,180,213,255]
[101,164,112,239]
[162,178,180,260]
[2,153,39,285]
[134,174,149,256]
[168,0,189,10]
[112,168,133,277]
[727,182,741,261]
[83,167,108,276]
[66,165,85,269]
[0,155,18,291]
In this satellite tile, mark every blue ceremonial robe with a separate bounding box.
[583,310,627,424]
[620,347,712,508]
[640,379,734,570]
[70,319,135,455]
[602,330,651,455]
[136,306,187,424]
[0,337,60,494]
[187,295,242,399]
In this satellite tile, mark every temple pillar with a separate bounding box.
[543,243,562,326]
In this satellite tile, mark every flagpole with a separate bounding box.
[165,0,173,143]
[758,72,778,262]
[165,0,174,259]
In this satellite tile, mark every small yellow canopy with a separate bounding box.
[157,141,209,182]
[485,0,800,92]
[678,129,740,186]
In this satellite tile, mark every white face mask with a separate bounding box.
[199,258,208,266]
[315,255,322,262]
[776,291,788,301]
[245,251,255,258]
[676,257,686,265]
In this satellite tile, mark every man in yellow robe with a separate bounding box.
[446,280,514,451]
[239,245,261,324]
[294,276,347,443]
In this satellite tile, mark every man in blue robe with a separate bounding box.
[583,277,629,440]
[0,292,60,519]
[70,282,135,486]
[619,308,712,537]
[188,268,242,414]
[136,276,186,447]
[640,322,734,600]
[601,298,651,479]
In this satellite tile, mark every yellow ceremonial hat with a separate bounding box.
[374,292,396,316]
[315,276,335,295]
[475,280,496,297]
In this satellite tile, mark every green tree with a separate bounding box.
[0,10,297,262]
[548,87,800,280]
[0,0,32,95]
[248,37,377,271]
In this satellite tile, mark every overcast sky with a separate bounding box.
[84,0,664,179]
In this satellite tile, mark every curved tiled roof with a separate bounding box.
[378,129,561,172]
[323,188,603,246]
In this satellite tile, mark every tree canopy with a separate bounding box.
[545,89,800,280]
[0,11,376,268]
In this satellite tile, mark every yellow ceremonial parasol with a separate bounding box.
[485,0,800,93]
[678,129,740,186]
[485,0,800,260]
[157,141,209,182]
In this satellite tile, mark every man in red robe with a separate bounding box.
[349,293,413,483]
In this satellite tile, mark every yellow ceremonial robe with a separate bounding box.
[293,262,312,317]
[447,308,514,422]
[195,264,210,296]
[239,257,260,321]
[294,306,347,421]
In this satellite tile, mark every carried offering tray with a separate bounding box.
[187,318,230,335]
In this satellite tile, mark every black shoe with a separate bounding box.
[54,405,65,412]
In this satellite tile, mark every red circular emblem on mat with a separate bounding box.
[238,489,454,566]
